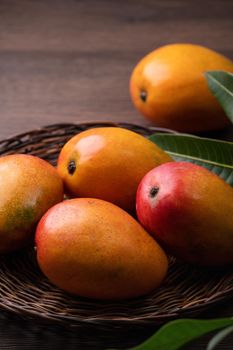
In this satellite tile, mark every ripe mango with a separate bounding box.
[0,154,63,253]
[35,198,168,299]
[136,162,233,266]
[57,127,172,213]
[130,44,233,132]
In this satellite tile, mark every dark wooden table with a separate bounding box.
[0,1,233,349]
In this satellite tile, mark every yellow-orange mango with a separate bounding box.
[0,154,63,253]
[57,127,172,213]
[35,198,168,300]
[130,44,233,132]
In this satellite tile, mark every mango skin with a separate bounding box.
[35,198,168,300]
[136,162,233,266]
[57,127,172,213]
[130,44,233,132]
[0,154,64,253]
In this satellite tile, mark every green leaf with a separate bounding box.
[207,325,233,350]
[205,70,233,122]
[149,133,233,185]
[129,318,233,350]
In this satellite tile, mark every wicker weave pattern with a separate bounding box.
[0,122,232,328]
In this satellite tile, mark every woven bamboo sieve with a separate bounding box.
[0,121,232,330]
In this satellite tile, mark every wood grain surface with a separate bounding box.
[0,0,233,349]
[0,0,233,139]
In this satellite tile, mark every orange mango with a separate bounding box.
[57,127,172,213]
[35,198,168,299]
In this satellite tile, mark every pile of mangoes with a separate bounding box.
[0,126,232,300]
[0,43,232,300]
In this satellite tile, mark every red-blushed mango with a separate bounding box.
[136,162,233,266]
[0,154,64,253]
[35,198,168,300]
[57,127,172,213]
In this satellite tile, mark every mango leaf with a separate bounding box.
[129,318,233,350]
[149,133,233,186]
[205,70,233,122]
[207,325,233,350]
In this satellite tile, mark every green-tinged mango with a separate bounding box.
[0,154,63,253]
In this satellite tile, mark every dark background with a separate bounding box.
[0,0,233,349]
[0,0,233,139]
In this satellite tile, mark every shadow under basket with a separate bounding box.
[0,121,232,332]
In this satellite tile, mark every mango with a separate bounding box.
[130,44,233,132]
[0,154,64,253]
[35,198,168,299]
[136,162,233,266]
[57,127,172,213]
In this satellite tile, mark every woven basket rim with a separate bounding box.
[0,121,179,144]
